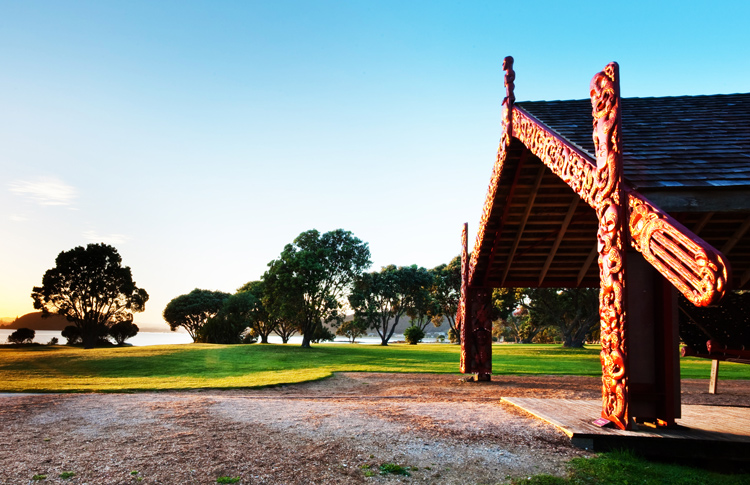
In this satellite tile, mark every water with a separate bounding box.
[0,329,448,346]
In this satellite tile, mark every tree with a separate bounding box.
[525,287,598,347]
[108,321,139,345]
[263,229,371,348]
[429,257,461,341]
[407,277,439,331]
[491,288,547,343]
[336,318,369,343]
[403,325,425,345]
[349,265,431,346]
[163,289,231,341]
[8,327,35,344]
[31,243,149,349]
[198,290,256,344]
[237,281,278,343]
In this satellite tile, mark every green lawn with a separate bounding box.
[0,343,748,392]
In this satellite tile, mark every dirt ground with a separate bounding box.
[1,373,748,484]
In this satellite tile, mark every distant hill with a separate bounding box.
[0,312,69,330]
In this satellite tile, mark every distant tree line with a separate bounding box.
[163,228,462,348]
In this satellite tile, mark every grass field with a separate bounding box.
[1,342,749,392]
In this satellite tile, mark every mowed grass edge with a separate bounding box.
[1,343,748,392]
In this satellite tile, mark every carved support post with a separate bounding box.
[591,62,630,430]
[459,223,492,380]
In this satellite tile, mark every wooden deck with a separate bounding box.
[503,398,750,461]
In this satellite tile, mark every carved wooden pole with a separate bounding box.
[590,62,629,430]
[459,223,470,371]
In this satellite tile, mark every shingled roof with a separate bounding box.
[469,93,750,291]
[518,93,750,191]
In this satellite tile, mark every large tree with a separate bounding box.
[263,229,371,348]
[163,289,231,341]
[31,243,149,349]
[349,265,432,346]
[429,257,461,341]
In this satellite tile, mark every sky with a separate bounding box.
[2,1,749,330]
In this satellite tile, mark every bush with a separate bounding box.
[48,337,59,346]
[109,321,139,345]
[62,325,82,345]
[311,324,335,343]
[403,325,425,345]
[447,328,459,344]
[8,327,35,344]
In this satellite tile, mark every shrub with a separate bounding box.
[403,325,425,345]
[447,327,459,344]
[61,325,82,345]
[8,327,35,344]
[108,321,139,345]
[47,337,59,346]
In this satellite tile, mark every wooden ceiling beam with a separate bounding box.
[577,247,598,287]
[482,149,528,286]
[539,197,580,285]
[741,267,750,288]
[501,165,546,286]
[721,215,750,255]
[691,212,714,236]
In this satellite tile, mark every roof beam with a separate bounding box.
[539,197,580,285]
[721,215,750,255]
[691,212,714,236]
[577,247,598,287]
[500,165,546,286]
[741,267,750,288]
[482,148,528,286]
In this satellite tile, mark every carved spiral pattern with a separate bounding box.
[628,192,729,307]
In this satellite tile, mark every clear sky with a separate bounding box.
[2,1,748,330]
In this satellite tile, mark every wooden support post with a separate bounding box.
[709,359,720,394]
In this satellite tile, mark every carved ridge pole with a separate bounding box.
[590,62,629,430]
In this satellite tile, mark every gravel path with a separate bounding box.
[1,373,747,484]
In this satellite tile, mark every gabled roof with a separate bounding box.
[469,94,750,293]
[518,93,750,191]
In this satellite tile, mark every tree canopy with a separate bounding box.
[429,256,461,339]
[263,229,371,348]
[31,243,149,349]
[163,289,231,341]
[349,265,431,345]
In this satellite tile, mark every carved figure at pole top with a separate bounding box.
[500,56,516,148]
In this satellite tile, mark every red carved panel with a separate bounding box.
[628,191,730,307]
[591,62,629,430]
[513,108,598,208]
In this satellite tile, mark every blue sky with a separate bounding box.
[2,1,748,328]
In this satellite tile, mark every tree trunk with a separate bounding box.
[261,334,269,344]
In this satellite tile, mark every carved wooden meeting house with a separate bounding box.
[457,57,750,430]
